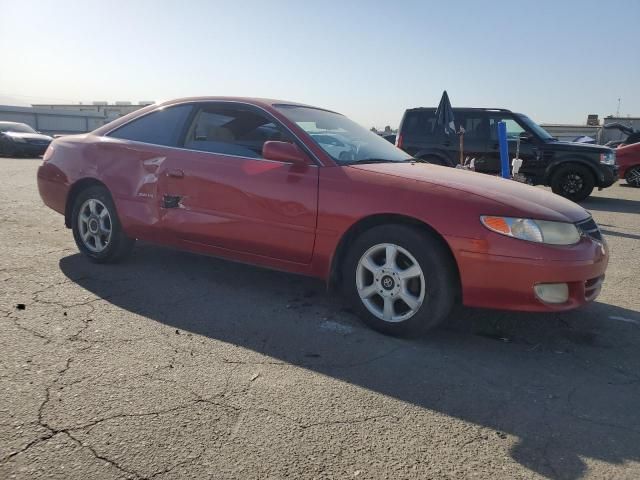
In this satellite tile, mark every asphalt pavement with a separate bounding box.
[1,158,639,479]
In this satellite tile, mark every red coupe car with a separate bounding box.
[617,142,640,187]
[37,97,609,336]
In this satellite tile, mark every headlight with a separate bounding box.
[10,136,26,143]
[481,216,581,245]
[600,151,616,165]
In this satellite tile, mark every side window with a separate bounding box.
[183,105,292,158]
[402,111,437,138]
[108,105,192,146]
[489,117,525,140]
[457,113,489,140]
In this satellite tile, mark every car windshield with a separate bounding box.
[275,105,412,164]
[0,122,37,133]
[515,114,554,141]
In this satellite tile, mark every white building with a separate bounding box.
[0,101,155,135]
[541,115,640,144]
[32,101,154,122]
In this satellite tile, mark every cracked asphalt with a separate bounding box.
[1,157,639,479]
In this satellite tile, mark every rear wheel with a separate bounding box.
[625,166,640,187]
[342,225,456,337]
[551,164,595,202]
[71,186,135,263]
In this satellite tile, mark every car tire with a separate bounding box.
[71,185,135,263]
[551,164,595,202]
[342,224,456,337]
[625,166,640,187]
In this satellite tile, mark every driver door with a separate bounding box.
[480,116,538,175]
[157,102,319,264]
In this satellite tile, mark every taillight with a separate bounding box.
[43,144,54,162]
[396,134,403,149]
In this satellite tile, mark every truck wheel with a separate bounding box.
[342,224,456,337]
[625,166,640,187]
[551,164,595,202]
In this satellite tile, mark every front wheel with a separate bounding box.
[71,185,135,263]
[551,164,595,202]
[625,166,640,187]
[342,225,456,337]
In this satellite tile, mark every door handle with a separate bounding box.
[167,169,184,178]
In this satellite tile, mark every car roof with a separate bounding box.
[91,97,343,137]
[158,96,337,113]
[405,107,513,113]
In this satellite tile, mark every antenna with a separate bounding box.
[616,97,621,117]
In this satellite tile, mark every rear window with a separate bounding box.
[108,105,193,147]
[401,110,437,137]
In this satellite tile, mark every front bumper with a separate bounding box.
[451,236,609,312]
[37,164,69,216]
[597,164,618,188]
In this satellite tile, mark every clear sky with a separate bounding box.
[1,0,638,128]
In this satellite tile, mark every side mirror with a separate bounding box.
[262,141,309,165]
[519,131,533,142]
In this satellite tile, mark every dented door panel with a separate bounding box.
[157,149,319,264]
[92,138,182,242]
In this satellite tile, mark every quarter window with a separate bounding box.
[183,105,292,158]
[402,110,437,137]
[108,105,193,146]
[457,113,489,140]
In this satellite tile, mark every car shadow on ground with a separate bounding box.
[600,229,640,241]
[59,246,640,479]
[581,195,640,215]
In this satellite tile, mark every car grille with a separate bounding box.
[576,218,602,241]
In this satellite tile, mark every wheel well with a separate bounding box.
[64,178,108,228]
[328,214,462,302]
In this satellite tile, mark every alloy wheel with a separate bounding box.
[562,172,584,194]
[627,167,640,187]
[77,198,112,253]
[355,243,425,323]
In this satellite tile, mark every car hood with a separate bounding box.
[4,132,53,141]
[349,162,591,223]
[616,142,640,157]
[544,140,611,154]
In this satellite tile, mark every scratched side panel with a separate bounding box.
[93,137,174,242]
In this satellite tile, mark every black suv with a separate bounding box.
[396,107,618,201]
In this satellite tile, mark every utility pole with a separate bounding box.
[616,98,621,117]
